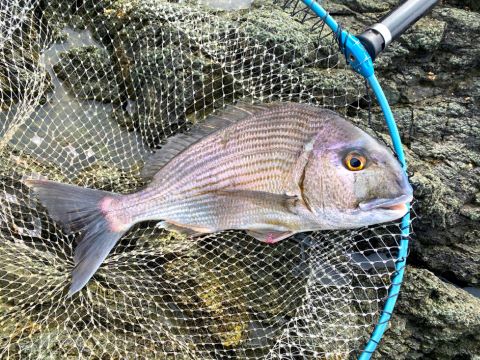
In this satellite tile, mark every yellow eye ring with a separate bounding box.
[344,152,366,171]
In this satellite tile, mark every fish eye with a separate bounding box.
[344,152,366,171]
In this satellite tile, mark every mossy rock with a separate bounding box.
[0,23,51,109]
[163,251,251,349]
[301,68,364,107]
[72,161,143,192]
[376,267,480,359]
[399,17,446,52]
[239,7,317,66]
[53,46,124,103]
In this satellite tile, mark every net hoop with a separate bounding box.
[300,1,411,358]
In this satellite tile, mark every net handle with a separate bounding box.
[300,1,417,358]
[358,0,439,60]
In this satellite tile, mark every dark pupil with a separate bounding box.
[350,157,362,168]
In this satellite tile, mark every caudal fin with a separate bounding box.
[25,179,128,296]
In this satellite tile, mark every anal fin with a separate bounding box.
[156,221,206,237]
[247,230,295,244]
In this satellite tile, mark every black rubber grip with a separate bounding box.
[357,30,385,61]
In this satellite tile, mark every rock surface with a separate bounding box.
[376,267,480,360]
[355,3,480,287]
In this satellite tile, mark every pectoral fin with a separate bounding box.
[247,230,296,244]
[212,189,299,213]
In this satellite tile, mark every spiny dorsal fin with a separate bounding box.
[140,102,275,180]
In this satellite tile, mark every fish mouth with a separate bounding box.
[359,194,413,212]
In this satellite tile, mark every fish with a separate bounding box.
[25,102,413,296]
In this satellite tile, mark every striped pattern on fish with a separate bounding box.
[25,102,413,296]
[123,104,329,231]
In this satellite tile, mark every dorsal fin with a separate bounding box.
[140,102,274,180]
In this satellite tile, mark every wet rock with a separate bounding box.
[240,7,318,66]
[398,17,446,53]
[160,233,309,353]
[0,147,66,182]
[0,300,192,359]
[338,0,480,290]
[432,7,480,70]
[376,267,480,359]
[198,0,253,11]
[85,1,241,146]
[162,248,251,349]
[39,0,90,34]
[405,101,479,285]
[132,227,195,255]
[53,46,123,103]
[89,0,336,146]
[445,0,480,11]
[332,0,392,13]
[362,98,480,286]
[125,38,230,145]
[1,0,479,358]
[307,2,480,355]
[301,68,364,107]
[72,161,143,191]
[0,19,51,110]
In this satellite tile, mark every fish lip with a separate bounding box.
[359,194,413,211]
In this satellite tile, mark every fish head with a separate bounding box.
[302,115,413,229]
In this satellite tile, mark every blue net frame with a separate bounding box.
[298,1,412,358]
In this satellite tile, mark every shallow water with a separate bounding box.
[7,27,147,176]
[464,287,480,299]
[198,0,253,10]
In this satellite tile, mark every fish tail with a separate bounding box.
[24,179,130,297]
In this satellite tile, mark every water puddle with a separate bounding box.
[198,0,253,10]
[6,27,147,176]
[464,286,480,299]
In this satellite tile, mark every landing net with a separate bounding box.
[0,1,410,358]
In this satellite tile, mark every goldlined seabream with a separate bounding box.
[25,102,413,295]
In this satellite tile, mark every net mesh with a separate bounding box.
[0,0,411,358]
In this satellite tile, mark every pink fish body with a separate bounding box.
[26,102,412,295]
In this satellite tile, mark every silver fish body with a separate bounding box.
[121,104,331,233]
[26,102,413,295]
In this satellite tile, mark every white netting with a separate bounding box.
[0,0,410,358]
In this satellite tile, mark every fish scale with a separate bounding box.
[156,112,314,188]
[126,104,328,230]
[26,102,412,295]
[162,114,318,194]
